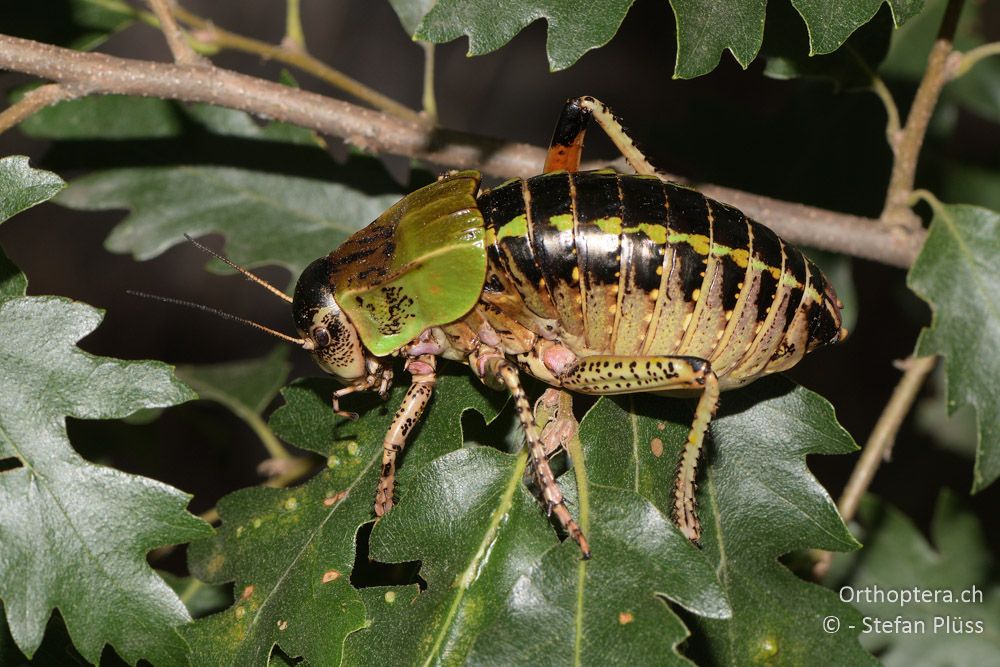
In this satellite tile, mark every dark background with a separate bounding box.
[1,0,997,566]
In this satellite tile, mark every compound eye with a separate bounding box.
[311,328,332,348]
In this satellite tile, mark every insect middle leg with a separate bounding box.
[557,354,720,543]
[374,354,437,516]
[544,96,659,176]
[481,356,592,558]
[533,387,579,459]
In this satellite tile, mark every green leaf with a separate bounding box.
[176,347,292,419]
[183,373,504,666]
[0,248,27,302]
[685,379,872,664]
[881,0,999,123]
[569,379,867,663]
[48,100,406,278]
[465,482,730,665]
[0,295,209,665]
[842,491,1000,665]
[389,0,437,35]
[791,0,883,56]
[17,95,186,140]
[669,0,767,78]
[416,0,920,77]
[161,573,233,620]
[346,411,728,665]
[763,3,893,91]
[907,203,1000,492]
[0,156,65,224]
[344,447,560,665]
[416,0,636,72]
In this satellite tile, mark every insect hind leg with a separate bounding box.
[558,354,719,543]
[544,96,660,176]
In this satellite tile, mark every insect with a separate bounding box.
[167,96,845,559]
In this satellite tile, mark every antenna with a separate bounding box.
[127,290,315,349]
[183,234,293,304]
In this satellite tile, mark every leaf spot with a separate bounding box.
[284,497,298,510]
[656,422,666,431]
[252,518,262,529]
[323,490,349,507]
[650,437,664,458]
[277,620,288,631]
[756,636,779,659]
[322,569,341,583]
[346,441,359,456]
[384,591,397,604]
[618,611,634,625]
[235,606,246,619]
[240,584,255,600]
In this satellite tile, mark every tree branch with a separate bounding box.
[0,32,925,267]
[812,355,938,579]
[838,356,938,523]
[0,83,81,134]
[172,5,425,124]
[880,0,964,229]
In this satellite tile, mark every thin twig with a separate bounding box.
[282,0,307,52]
[955,42,1000,78]
[870,76,902,149]
[0,32,926,267]
[839,356,938,522]
[880,0,965,229]
[848,46,901,149]
[145,0,206,66]
[172,5,424,123]
[0,84,81,134]
[420,42,438,124]
[812,355,938,579]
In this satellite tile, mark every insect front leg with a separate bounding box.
[557,354,720,543]
[373,354,437,517]
[544,96,659,176]
[480,356,592,559]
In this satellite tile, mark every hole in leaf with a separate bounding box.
[0,457,22,472]
[350,521,426,590]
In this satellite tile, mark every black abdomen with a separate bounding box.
[477,170,842,387]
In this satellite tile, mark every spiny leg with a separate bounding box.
[544,96,659,175]
[483,357,591,558]
[557,354,720,543]
[533,388,579,459]
[374,354,437,516]
[675,370,719,543]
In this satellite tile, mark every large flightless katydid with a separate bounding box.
[166,97,846,559]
